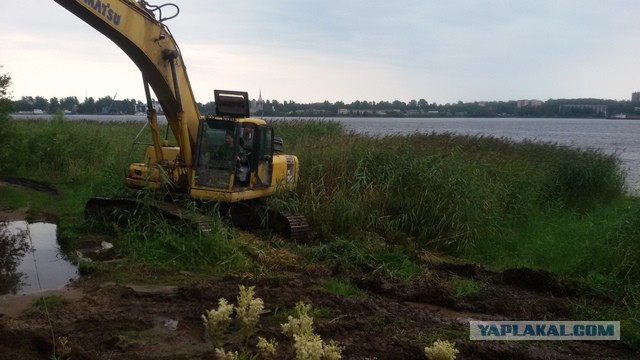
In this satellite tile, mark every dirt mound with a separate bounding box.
[500,267,583,296]
[0,319,53,360]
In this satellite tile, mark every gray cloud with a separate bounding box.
[3,0,640,103]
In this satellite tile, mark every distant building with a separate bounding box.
[250,90,265,115]
[134,102,147,114]
[517,99,543,108]
[632,92,640,102]
[559,104,607,116]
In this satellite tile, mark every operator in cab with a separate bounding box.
[217,131,249,185]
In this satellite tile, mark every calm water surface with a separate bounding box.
[0,221,78,295]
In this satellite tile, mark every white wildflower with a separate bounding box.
[424,339,459,360]
[214,347,239,360]
[293,333,324,360]
[323,340,344,360]
[281,301,315,338]
[236,285,264,340]
[202,298,234,347]
[256,336,278,359]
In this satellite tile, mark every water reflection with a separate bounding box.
[0,221,78,295]
[0,221,31,294]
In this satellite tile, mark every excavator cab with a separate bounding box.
[194,119,274,191]
[193,90,276,196]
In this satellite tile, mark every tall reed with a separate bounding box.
[274,120,626,252]
[4,117,631,276]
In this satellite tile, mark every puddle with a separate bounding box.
[0,221,78,295]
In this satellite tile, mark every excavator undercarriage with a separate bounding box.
[85,196,310,242]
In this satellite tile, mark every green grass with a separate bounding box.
[2,118,632,272]
[29,295,70,314]
[115,213,249,271]
[321,278,368,298]
[463,199,640,300]
[0,186,51,214]
[446,275,490,300]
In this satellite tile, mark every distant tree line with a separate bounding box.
[257,98,640,118]
[11,95,143,115]
[10,94,640,118]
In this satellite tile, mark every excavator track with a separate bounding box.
[85,197,217,233]
[222,201,310,243]
[269,213,310,243]
[85,197,310,242]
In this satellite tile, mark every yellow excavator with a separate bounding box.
[53,0,309,240]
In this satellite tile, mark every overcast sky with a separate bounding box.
[2,0,640,104]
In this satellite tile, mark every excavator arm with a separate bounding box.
[54,0,200,166]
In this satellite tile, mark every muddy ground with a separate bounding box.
[0,180,638,359]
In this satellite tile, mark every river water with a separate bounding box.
[11,114,640,192]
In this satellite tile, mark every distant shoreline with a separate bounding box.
[10,113,640,121]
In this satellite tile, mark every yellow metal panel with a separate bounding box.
[272,154,299,191]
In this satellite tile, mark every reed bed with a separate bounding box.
[275,120,626,249]
[274,119,640,314]
[4,117,639,309]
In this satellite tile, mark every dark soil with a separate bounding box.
[0,261,637,360]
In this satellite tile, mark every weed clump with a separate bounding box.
[256,336,278,359]
[235,285,264,344]
[424,339,459,360]
[281,301,314,338]
[202,288,344,360]
[281,301,344,360]
[52,336,72,360]
[201,298,234,348]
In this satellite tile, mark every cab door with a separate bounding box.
[193,120,237,190]
[253,125,274,188]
